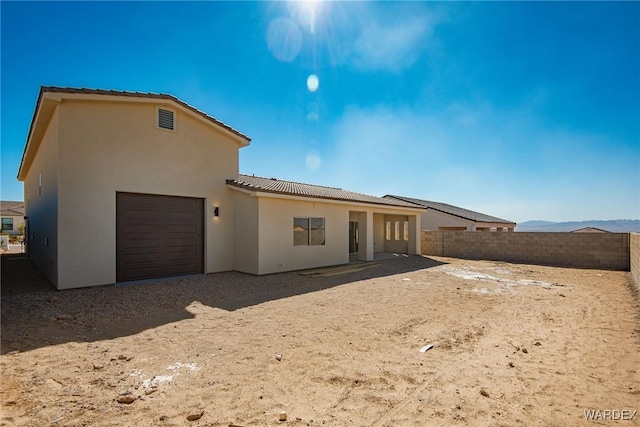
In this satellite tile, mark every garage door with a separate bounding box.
[116,192,204,282]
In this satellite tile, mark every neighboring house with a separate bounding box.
[384,195,516,232]
[0,201,25,235]
[570,227,610,233]
[17,86,422,289]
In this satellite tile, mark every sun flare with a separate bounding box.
[288,0,329,34]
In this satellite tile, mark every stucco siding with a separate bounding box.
[233,191,260,274]
[55,100,240,289]
[373,213,385,253]
[383,214,409,253]
[256,197,349,275]
[23,108,60,286]
[421,209,473,231]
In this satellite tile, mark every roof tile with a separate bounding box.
[0,201,25,217]
[385,195,515,224]
[227,175,420,209]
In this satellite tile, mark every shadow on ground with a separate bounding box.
[1,254,445,355]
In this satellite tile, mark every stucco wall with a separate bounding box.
[421,209,473,231]
[630,233,640,293]
[233,192,260,274]
[373,213,385,253]
[422,231,630,270]
[349,211,371,260]
[383,214,410,253]
[231,195,421,275]
[256,197,350,275]
[52,99,241,289]
[23,108,60,286]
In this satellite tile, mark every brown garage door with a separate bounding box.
[116,192,204,282]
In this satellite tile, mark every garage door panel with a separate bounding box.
[166,251,198,261]
[122,229,160,237]
[121,267,162,281]
[121,244,160,254]
[120,239,160,248]
[117,193,203,282]
[120,218,159,227]
[165,252,199,261]
[165,265,195,275]
[118,206,158,214]
[120,240,160,250]
[121,255,160,266]
[168,252,198,262]
[166,235,198,244]
[165,210,197,218]
[120,207,160,217]
[124,252,161,263]
[166,228,198,236]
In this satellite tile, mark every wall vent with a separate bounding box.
[158,108,175,130]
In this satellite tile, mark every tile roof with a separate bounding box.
[570,227,610,233]
[384,195,515,224]
[1,201,25,217]
[227,175,421,209]
[38,86,251,142]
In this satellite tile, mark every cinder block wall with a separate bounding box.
[630,233,640,292]
[421,231,630,271]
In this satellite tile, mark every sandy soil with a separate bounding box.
[1,254,639,427]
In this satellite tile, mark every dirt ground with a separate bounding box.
[1,254,639,427]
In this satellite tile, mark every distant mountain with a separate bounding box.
[517,220,556,228]
[516,219,640,233]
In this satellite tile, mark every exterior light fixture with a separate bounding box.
[214,207,219,217]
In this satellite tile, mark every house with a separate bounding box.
[17,86,422,289]
[384,195,516,232]
[226,175,422,275]
[0,201,25,235]
[570,227,610,233]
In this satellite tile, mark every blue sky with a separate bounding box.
[1,1,639,223]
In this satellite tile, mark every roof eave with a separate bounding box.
[227,183,424,211]
[17,90,61,181]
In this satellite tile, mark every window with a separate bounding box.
[385,221,391,240]
[404,221,409,241]
[394,221,400,240]
[294,218,308,245]
[157,107,175,131]
[1,218,13,231]
[294,217,325,246]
